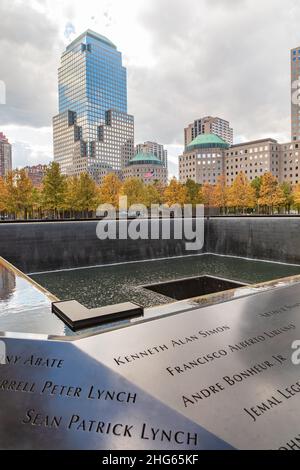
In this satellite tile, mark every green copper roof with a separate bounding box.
[187,133,229,150]
[128,152,163,165]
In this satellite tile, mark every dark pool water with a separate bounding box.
[30,254,300,309]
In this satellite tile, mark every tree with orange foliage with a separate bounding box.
[258,172,284,214]
[227,172,256,213]
[0,177,8,216]
[212,176,228,214]
[98,173,122,207]
[163,178,187,206]
[199,182,214,207]
[293,183,300,213]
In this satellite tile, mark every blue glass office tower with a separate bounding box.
[291,46,300,141]
[53,30,134,180]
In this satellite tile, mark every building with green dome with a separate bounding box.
[184,116,233,148]
[123,152,167,184]
[186,133,230,151]
[179,133,291,188]
[179,133,228,185]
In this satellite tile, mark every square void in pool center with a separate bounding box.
[143,275,247,301]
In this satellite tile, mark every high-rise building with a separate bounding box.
[53,30,134,181]
[179,133,300,186]
[179,134,228,185]
[23,164,48,187]
[224,138,280,186]
[279,140,300,186]
[184,116,233,148]
[0,132,12,178]
[291,46,300,141]
[135,141,168,168]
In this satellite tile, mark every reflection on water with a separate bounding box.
[31,254,300,309]
[0,265,15,301]
[2,254,300,338]
[0,261,70,336]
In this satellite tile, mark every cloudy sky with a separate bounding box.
[1,0,300,176]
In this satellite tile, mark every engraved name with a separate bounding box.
[0,378,137,404]
[22,409,198,446]
[244,379,300,422]
[3,355,64,368]
[181,354,286,408]
[113,325,230,366]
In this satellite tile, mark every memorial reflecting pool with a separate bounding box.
[31,254,300,309]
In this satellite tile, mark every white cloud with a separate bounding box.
[0,0,299,171]
[1,125,52,167]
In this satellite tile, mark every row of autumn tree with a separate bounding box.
[0,162,300,219]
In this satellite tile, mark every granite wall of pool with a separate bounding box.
[0,217,300,273]
[206,217,300,265]
[0,219,204,273]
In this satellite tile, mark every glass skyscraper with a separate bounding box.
[0,132,12,178]
[53,30,134,180]
[291,46,300,141]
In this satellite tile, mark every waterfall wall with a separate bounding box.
[0,219,204,273]
[0,217,299,274]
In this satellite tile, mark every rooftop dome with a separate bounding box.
[187,133,229,151]
[127,152,163,166]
